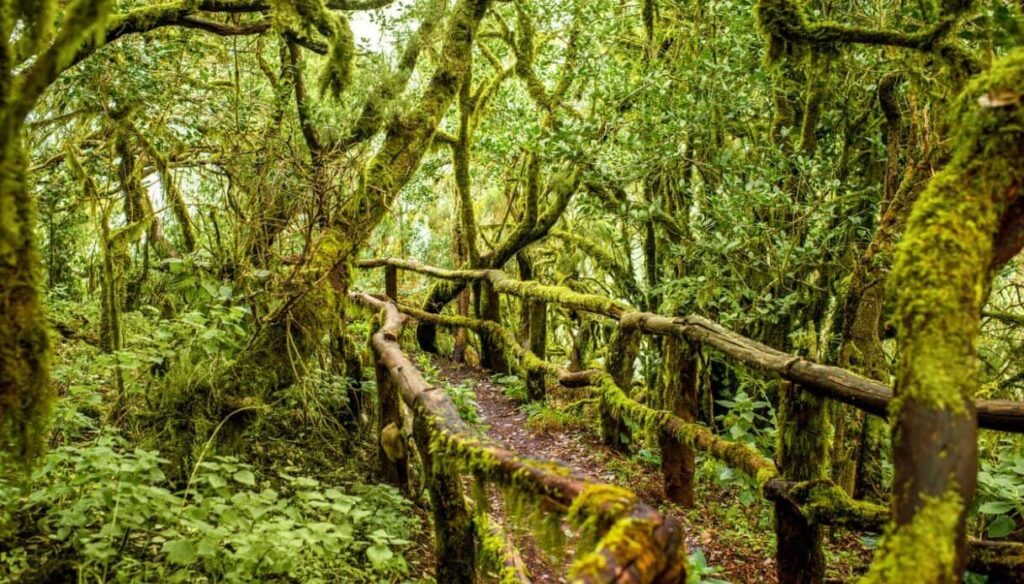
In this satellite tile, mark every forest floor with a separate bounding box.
[431,356,874,583]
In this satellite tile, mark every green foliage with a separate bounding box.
[523,400,590,434]
[686,548,729,584]
[442,380,480,424]
[492,372,527,401]
[10,0,1024,578]
[0,436,417,582]
[974,442,1024,539]
[715,386,776,451]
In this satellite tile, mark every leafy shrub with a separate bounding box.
[443,380,481,424]
[686,548,729,584]
[975,445,1024,539]
[0,436,418,582]
[492,373,527,402]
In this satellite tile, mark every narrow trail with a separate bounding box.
[432,357,782,583]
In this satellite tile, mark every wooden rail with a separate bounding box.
[352,292,686,583]
[355,258,1024,433]
[356,257,1024,583]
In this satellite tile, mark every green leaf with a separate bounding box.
[987,515,1016,539]
[978,501,1014,515]
[162,539,197,565]
[233,469,256,486]
[366,544,393,567]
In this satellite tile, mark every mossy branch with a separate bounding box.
[755,0,966,61]
[119,121,197,252]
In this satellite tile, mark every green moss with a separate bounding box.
[121,122,195,252]
[14,0,57,61]
[778,479,888,529]
[566,484,637,552]
[860,490,963,582]
[569,517,667,581]
[473,512,524,584]
[776,381,830,482]
[320,14,354,98]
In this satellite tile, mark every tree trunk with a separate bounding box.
[478,280,509,374]
[0,128,51,463]
[864,54,1024,582]
[601,326,639,451]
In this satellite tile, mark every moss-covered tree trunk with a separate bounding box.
[516,253,546,400]
[0,0,116,462]
[477,280,509,374]
[376,355,408,491]
[0,128,51,463]
[569,309,591,372]
[864,52,1024,582]
[525,299,547,401]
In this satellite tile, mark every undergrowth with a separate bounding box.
[0,297,426,583]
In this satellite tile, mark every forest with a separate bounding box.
[3,0,1024,582]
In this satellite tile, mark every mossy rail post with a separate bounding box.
[526,297,548,401]
[658,336,699,507]
[374,309,408,492]
[774,381,828,583]
[385,264,398,300]
[478,280,510,373]
[601,325,639,452]
[376,360,408,490]
[413,417,476,582]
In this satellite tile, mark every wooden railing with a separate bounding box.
[353,292,686,583]
[354,257,1024,583]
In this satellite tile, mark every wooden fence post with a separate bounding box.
[602,326,639,451]
[376,359,409,492]
[526,299,547,401]
[659,336,698,507]
[413,419,476,583]
[478,280,510,374]
[774,380,828,584]
[385,264,398,300]
[516,253,546,400]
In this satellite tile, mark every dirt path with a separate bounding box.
[433,357,876,583]
[436,356,724,577]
